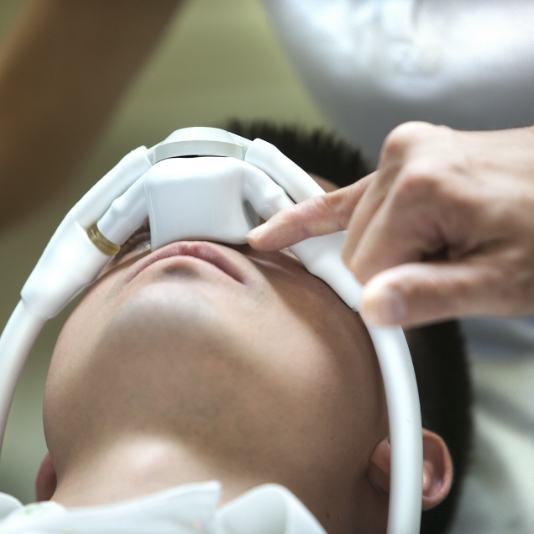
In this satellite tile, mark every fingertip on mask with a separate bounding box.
[247,225,267,243]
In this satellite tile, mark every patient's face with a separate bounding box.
[44,178,387,529]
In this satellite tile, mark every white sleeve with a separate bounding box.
[261,0,534,164]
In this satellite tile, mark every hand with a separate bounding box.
[247,122,534,327]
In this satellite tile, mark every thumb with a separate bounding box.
[359,260,499,327]
[247,173,373,251]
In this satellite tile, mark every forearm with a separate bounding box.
[0,0,182,229]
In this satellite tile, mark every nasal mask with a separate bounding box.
[0,128,422,534]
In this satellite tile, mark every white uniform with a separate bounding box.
[0,481,325,533]
[261,1,534,533]
[262,0,534,164]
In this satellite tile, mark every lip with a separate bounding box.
[129,241,246,284]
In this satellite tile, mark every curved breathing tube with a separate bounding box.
[0,128,422,534]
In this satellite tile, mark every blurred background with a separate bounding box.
[0,0,329,502]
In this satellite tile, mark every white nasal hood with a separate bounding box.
[144,157,289,249]
[0,127,422,534]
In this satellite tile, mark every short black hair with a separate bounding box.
[223,119,473,534]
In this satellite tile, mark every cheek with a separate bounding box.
[246,299,384,477]
[50,274,119,372]
[249,270,383,433]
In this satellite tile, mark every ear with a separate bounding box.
[35,453,57,501]
[367,429,453,510]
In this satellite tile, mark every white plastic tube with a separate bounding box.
[97,178,147,246]
[245,138,325,202]
[0,301,45,450]
[368,325,422,534]
[0,147,153,452]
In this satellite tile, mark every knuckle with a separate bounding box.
[285,208,311,239]
[309,194,345,232]
[306,195,330,222]
[382,121,435,159]
[321,193,350,231]
[281,198,322,241]
[395,163,441,200]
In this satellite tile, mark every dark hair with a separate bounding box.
[223,119,473,534]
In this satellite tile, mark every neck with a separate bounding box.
[51,432,261,508]
[50,430,375,534]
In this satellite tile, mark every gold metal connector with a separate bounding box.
[87,223,120,256]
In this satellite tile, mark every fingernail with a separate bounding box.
[363,287,406,325]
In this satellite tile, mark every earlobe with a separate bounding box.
[421,429,453,510]
[367,429,453,510]
[367,437,391,496]
[35,453,57,502]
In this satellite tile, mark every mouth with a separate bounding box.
[129,241,246,284]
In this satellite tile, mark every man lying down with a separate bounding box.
[0,121,473,534]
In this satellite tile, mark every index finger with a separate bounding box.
[247,172,376,251]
